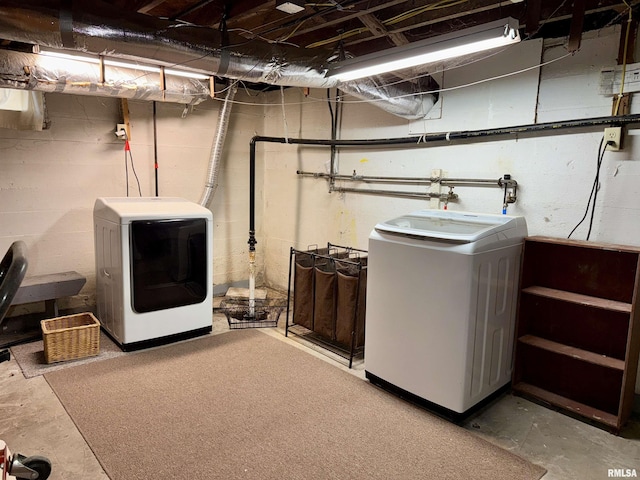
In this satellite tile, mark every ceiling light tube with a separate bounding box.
[327,18,521,82]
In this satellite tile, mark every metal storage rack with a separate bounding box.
[286,243,367,368]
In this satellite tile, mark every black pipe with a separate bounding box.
[153,101,159,197]
[248,139,257,252]
[248,113,640,252]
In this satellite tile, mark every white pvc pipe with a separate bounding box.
[248,251,256,318]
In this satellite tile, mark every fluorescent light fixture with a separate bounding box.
[276,0,305,14]
[36,48,211,80]
[327,17,521,82]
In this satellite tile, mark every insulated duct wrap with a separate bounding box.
[340,76,438,120]
[0,50,210,104]
[199,83,237,206]
[0,0,437,119]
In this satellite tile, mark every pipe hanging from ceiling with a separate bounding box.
[246,112,640,255]
[0,0,438,119]
[199,83,237,206]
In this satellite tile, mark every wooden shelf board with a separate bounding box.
[522,286,631,313]
[518,334,625,371]
[513,382,620,429]
[525,236,640,254]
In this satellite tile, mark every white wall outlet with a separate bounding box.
[115,123,127,139]
[604,127,622,151]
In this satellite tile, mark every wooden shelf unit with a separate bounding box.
[512,236,640,433]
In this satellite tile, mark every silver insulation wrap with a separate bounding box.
[199,83,237,207]
[0,50,210,104]
[0,0,436,118]
[340,77,438,120]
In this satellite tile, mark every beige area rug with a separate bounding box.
[10,331,126,378]
[44,329,546,480]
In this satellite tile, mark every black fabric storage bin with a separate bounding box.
[293,252,314,330]
[335,258,367,348]
[289,244,368,367]
[313,260,336,340]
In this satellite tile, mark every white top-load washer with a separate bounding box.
[364,209,527,415]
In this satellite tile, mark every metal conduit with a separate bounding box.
[330,187,457,200]
[246,112,640,310]
[296,170,505,187]
[248,112,640,242]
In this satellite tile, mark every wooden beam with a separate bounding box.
[358,13,410,46]
[258,0,410,37]
[525,0,541,36]
[171,0,217,20]
[222,1,281,30]
[613,93,631,115]
[357,13,415,82]
[567,0,586,52]
[121,98,132,141]
[137,0,168,14]
[345,0,522,49]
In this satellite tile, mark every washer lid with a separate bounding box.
[375,210,524,243]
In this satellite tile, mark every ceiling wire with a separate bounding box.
[208,50,573,108]
[277,18,310,43]
[256,0,362,37]
[305,0,470,48]
[384,0,469,27]
[523,0,570,40]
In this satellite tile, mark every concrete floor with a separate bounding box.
[0,306,638,480]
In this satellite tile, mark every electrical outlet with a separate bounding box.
[115,123,127,140]
[604,127,622,151]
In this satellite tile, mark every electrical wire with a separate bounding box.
[123,131,143,197]
[523,0,570,40]
[310,51,573,105]
[305,0,469,48]
[566,0,633,239]
[206,50,574,109]
[567,137,607,240]
[277,19,309,43]
[586,139,608,240]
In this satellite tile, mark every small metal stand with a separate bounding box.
[286,243,367,368]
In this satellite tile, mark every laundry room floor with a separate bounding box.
[0,295,638,480]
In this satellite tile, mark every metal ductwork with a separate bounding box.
[0,49,211,104]
[0,0,437,119]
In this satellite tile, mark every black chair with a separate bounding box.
[0,244,51,480]
[0,241,28,363]
[0,241,52,479]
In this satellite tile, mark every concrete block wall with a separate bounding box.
[0,25,639,391]
[257,26,640,393]
[0,91,264,314]
[260,26,639,290]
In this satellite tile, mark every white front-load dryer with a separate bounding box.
[94,197,213,351]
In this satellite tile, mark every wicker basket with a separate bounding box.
[41,312,101,364]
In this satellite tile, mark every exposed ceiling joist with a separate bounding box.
[568,0,587,52]
[359,12,410,46]
[137,0,169,14]
[1,0,635,75]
